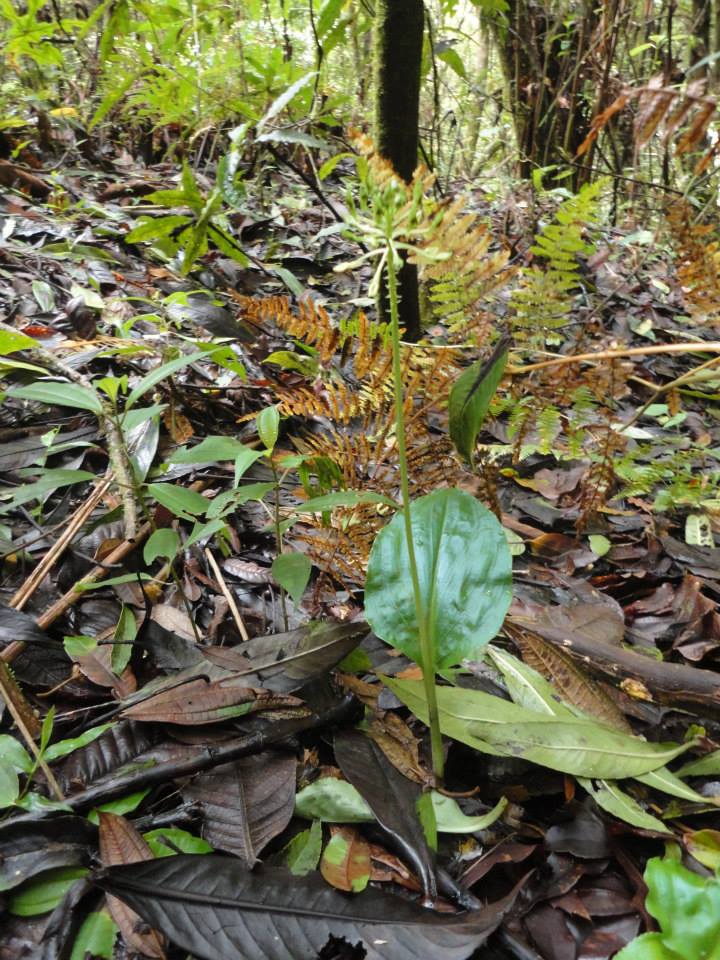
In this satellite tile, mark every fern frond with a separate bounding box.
[511,180,605,343]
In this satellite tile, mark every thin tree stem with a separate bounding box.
[386,254,444,783]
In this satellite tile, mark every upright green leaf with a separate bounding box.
[448,336,509,463]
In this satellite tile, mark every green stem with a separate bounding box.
[271,459,289,631]
[386,253,444,783]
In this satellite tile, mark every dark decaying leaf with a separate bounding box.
[181,751,296,864]
[320,826,372,893]
[96,854,520,960]
[334,729,436,901]
[0,816,94,892]
[98,812,165,958]
[120,677,306,724]
[52,720,163,795]
[204,620,369,694]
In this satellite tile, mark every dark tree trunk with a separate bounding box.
[491,0,598,188]
[374,0,424,341]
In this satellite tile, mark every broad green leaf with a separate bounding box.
[12,382,103,414]
[685,829,720,871]
[637,767,711,804]
[0,328,39,354]
[126,350,210,409]
[489,648,704,804]
[1,470,95,510]
[295,775,506,835]
[206,483,275,519]
[295,490,398,512]
[467,718,691,778]
[143,828,213,858]
[147,483,208,520]
[487,646,575,717]
[257,71,316,134]
[69,910,117,960]
[9,867,90,916]
[87,789,151,824]
[125,214,192,243]
[285,820,323,876]
[430,794,507,834]
[184,518,227,549]
[144,528,181,564]
[386,678,692,778]
[641,857,720,960]
[0,762,19,809]
[31,280,54,312]
[0,734,32,774]
[579,778,671,834]
[234,447,267,485]
[365,489,512,668]
[438,47,467,79]
[416,791,437,852]
[272,552,311,605]
[676,749,720,778]
[589,534,612,556]
[257,405,280,451]
[169,437,260,466]
[44,722,113,762]
[317,0,344,37]
[112,604,136,676]
[615,933,678,960]
[448,340,509,464]
[64,635,97,659]
[295,778,373,823]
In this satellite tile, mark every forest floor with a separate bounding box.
[2,144,720,960]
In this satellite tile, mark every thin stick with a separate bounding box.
[509,341,720,374]
[0,659,64,801]
[10,476,113,611]
[204,548,250,643]
[1,522,153,665]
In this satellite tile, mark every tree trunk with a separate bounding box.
[374,0,424,341]
[491,0,598,188]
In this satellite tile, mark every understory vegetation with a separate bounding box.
[3,2,720,959]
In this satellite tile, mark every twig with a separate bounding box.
[1,522,153,665]
[620,355,720,432]
[509,341,720,374]
[10,476,113,611]
[0,659,65,801]
[204,548,250,642]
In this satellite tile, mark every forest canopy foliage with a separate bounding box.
[3,2,720,960]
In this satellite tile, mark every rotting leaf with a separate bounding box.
[335,729,436,901]
[121,677,307,725]
[320,826,371,893]
[96,854,522,960]
[98,812,165,958]
[181,752,296,865]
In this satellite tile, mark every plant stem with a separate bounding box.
[271,459,289,631]
[386,252,444,783]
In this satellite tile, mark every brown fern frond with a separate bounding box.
[578,77,717,172]
[667,201,720,324]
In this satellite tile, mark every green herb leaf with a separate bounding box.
[366,489,512,668]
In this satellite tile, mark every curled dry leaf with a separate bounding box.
[98,812,165,958]
[120,677,307,725]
